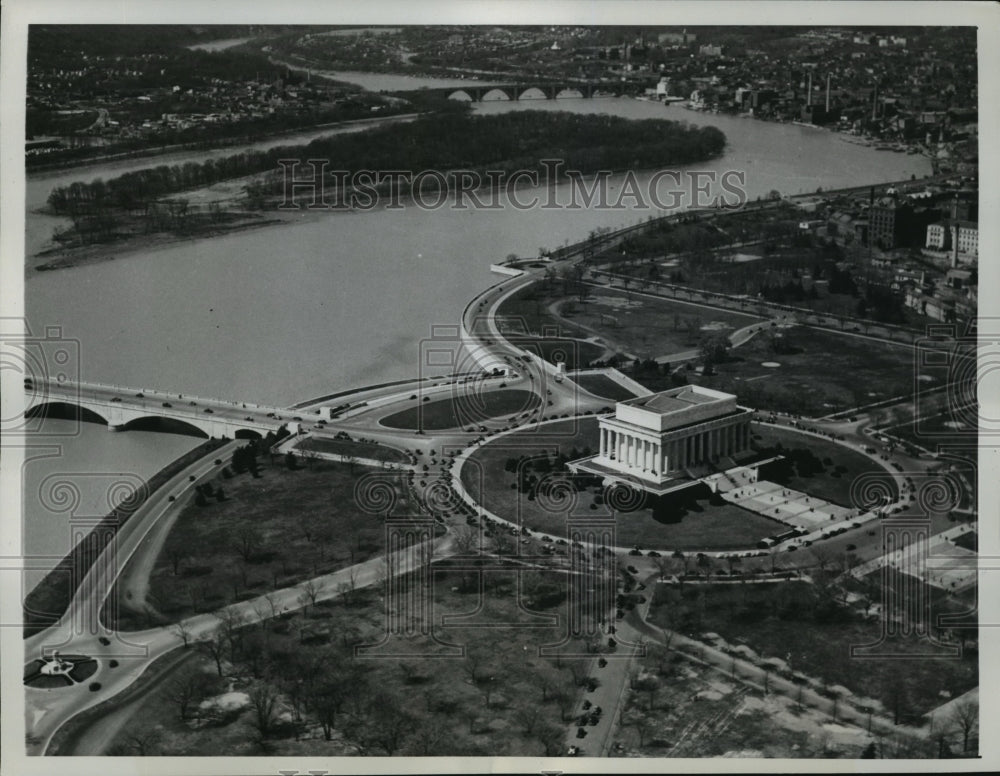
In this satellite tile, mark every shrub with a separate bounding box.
[89,682,101,691]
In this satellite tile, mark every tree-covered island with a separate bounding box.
[42,110,726,257]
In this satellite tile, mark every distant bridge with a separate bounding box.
[23,379,301,439]
[420,81,634,103]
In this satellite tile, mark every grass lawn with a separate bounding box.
[119,456,421,629]
[636,325,918,417]
[462,419,782,551]
[496,283,763,364]
[558,288,764,360]
[102,569,593,757]
[884,410,978,453]
[295,436,409,464]
[648,581,977,719]
[751,424,896,507]
[570,372,640,402]
[380,390,541,431]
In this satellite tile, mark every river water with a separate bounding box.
[22,80,932,585]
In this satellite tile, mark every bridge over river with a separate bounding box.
[23,378,302,439]
[414,80,633,102]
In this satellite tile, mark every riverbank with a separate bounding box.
[23,438,228,636]
[25,111,425,176]
[28,214,291,276]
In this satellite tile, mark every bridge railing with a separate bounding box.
[34,378,289,413]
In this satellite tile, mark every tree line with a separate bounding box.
[47,110,726,217]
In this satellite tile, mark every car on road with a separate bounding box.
[110,397,121,403]
[135,392,144,398]
[162,402,172,408]
[203,408,214,414]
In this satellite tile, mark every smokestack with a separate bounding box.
[825,73,831,112]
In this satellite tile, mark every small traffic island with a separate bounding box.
[24,653,98,689]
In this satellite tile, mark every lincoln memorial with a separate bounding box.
[568,385,753,494]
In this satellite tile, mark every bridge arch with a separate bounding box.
[447,89,473,102]
[555,88,584,99]
[518,87,548,101]
[481,88,513,102]
[235,428,263,441]
[25,402,108,427]
[118,416,210,438]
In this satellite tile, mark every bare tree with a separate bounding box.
[248,683,281,740]
[166,545,187,575]
[301,577,322,610]
[949,697,979,753]
[120,729,160,755]
[405,719,448,755]
[516,701,544,736]
[536,721,566,756]
[307,666,359,741]
[199,631,227,677]
[167,671,207,721]
[451,524,481,556]
[552,688,575,721]
[232,525,262,562]
[217,608,247,663]
[171,620,193,649]
[624,709,654,747]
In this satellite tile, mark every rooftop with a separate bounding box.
[622,385,732,415]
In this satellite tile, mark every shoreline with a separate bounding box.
[26,216,294,277]
[25,112,425,178]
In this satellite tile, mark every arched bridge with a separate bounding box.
[23,378,302,439]
[423,81,632,103]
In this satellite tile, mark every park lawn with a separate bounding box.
[462,419,781,551]
[295,436,409,464]
[750,424,896,507]
[379,389,541,431]
[696,326,918,416]
[103,569,593,757]
[648,581,977,719]
[570,372,640,402]
[633,325,918,417]
[131,456,420,629]
[884,411,978,453]
[557,287,764,361]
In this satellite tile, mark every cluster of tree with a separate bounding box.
[230,444,261,477]
[757,278,822,304]
[48,111,726,217]
[194,481,226,507]
[827,264,860,296]
[857,284,908,325]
